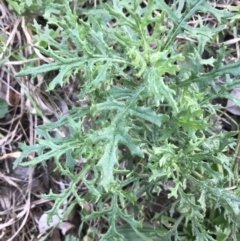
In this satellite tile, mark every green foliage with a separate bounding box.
[14,0,240,240]
[0,99,8,119]
[5,0,70,16]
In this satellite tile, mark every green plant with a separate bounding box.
[14,0,240,240]
[5,0,76,16]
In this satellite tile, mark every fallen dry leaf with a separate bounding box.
[0,152,22,161]
[58,222,75,235]
[38,213,61,233]
[225,88,240,116]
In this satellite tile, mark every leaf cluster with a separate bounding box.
[15,0,240,240]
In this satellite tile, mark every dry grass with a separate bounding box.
[0,1,71,240]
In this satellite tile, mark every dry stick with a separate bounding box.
[0,18,21,60]
[0,199,51,216]
[217,110,240,184]
[0,191,29,229]
[13,17,60,240]
[2,17,37,241]
[4,58,41,65]
[0,7,32,241]
[21,17,53,64]
[217,110,240,185]
[233,129,240,184]
[7,169,33,241]
[7,94,35,240]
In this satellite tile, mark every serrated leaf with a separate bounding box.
[201,4,233,22]
[145,67,178,111]
[156,0,206,49]
[13,143,45,168]
[185,15,225,54]
[116,224,167,241]
[94,119,143,188]
[109,86,135,99]
[16,62,61,77]
[65,150,76,171]
[179,58,240,87]
[92,61,111,87]
[200,57,215,67]
[97,140,118,188]
[117,122,144,157]
[128,106,169,127]
[156,0,230,51]
[19,147,67,167]
[207,186,240,215]
[95,100,168,127]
